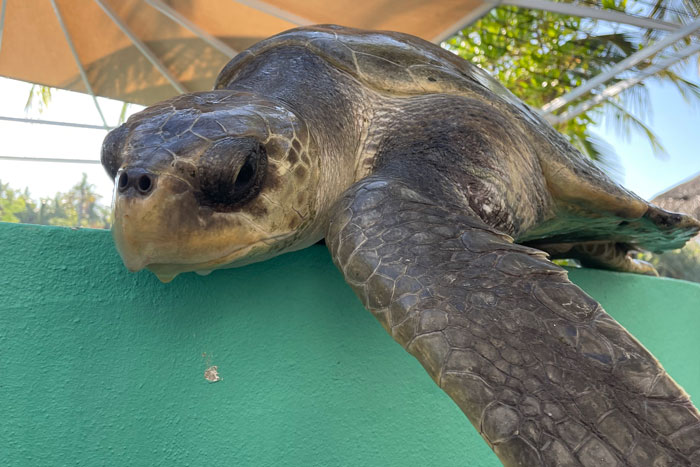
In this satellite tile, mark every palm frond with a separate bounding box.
[643,0,700,41]
[653,68,700,106]
[575,32,638,58]
[118,102,130,125]
[24,85,53,113]
[605,99,669,157]
[568,130,625,182]
[617,80,652,120]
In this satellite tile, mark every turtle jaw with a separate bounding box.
[111,173,280,282]
[143,237,284,283]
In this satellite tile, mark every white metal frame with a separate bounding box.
[432,2,501,43]
[234,0,313,26]
[542,17,700,114]
[0,155,101,165]
[501,0,690,33]
[93,0,187,94]
[546,42,700,125]
[0,115,114,130]
[50,0,109,129]
[0,0,6,56]
[433,0,695,44]
[429,0,700,118]
[143,0,237,59]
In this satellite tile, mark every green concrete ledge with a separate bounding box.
[1,222,698,466]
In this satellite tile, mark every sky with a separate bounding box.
[0,57,699,204]
[0,77,144,203]
[591,60,700,200]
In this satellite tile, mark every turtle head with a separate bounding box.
[101,91,321,282]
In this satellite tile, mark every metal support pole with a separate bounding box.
[542,18,700,114]
[50,0,110,129]
[143,0,237,59]
[234,0,313,26]
[547,43,700,125]
[93,0,187,94]
[502,0,685,33]
[432,0,692,48]
[0,155,101,165]
[0,0,7,57]
[0,115,114,130]
[432,2,499,44]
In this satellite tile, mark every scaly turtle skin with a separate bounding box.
[101,25,700,466]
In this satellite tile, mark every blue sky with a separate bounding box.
[593,61,700,200]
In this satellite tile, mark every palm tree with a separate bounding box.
[444,0,700,167]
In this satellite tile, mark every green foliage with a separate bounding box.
[0,175,110,229]
[642,241,700,283]
[25,84,53,113]
[443,1,700,165]
[25,84,131,125]
[444,1,700,281]
[118,101,130,125]
[0,182,29,223]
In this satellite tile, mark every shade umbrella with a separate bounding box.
[0,0,487,110]
[653,174,700,221]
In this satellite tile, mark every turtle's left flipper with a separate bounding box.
[326,175,700,467]
[540,241,659,276]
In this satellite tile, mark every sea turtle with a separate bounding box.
[101,25,700,466]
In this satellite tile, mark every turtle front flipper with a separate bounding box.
[540,241,659,276]
[326,175,700,467]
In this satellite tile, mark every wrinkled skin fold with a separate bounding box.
[103,25,700,466]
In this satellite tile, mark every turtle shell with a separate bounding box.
[215,25,699,252]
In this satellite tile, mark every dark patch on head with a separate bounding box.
[287,149,299,164]
[296,192,307,204]
[245,198,269,217]
[294,166,307,180]
[173,159,198,182]
[264,138,287,159]
[263,165,282,191]
[292,139,302,152]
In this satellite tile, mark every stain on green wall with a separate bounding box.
[0,222,698,466]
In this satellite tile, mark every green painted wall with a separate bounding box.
[0,222,698,466]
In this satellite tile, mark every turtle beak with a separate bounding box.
[110,168,270,281]
[111,170,197,275]
[154,272,178,283]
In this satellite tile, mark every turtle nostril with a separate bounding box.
[118,172,129,192]
[137,174,153,194]
[116,169,156,196]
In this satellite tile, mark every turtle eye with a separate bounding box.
[101,124,129,179]
[197,136,267,209]
[233,152,257,192]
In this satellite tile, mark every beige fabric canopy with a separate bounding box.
[653,174,700,221]
[0,0,485,106]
